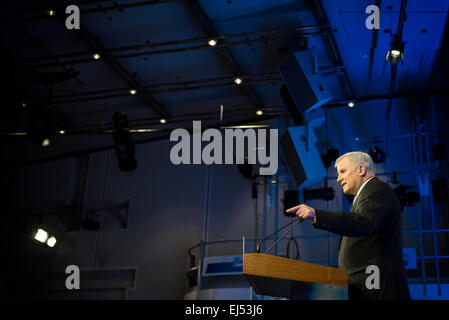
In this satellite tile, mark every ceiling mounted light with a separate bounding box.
[46,236,57,248]
[386,36,404,65]
[129,89,137,95]
[256,110,263,116]
[347,101,356,108]
[208,39,217,46]
[234,77,242,85]
[369,146,386,163]
[34,229,48,243]
[160,118,166,124]
[41,138,51,148]
[59,130,65,135]
[47,9,56,16]
[92,53,101,60]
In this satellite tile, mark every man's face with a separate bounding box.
[336,157,365,195]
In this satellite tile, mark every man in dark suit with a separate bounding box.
[287,151,411,300]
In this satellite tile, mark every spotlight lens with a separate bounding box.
[234,78,242,85]
[256,110,263,115]
[34,229,48,243]
[208,39,217,46]
[129,89,137,95]
[47,236,57,248]
[391,49,401,57]
[42,138,51,147]
[160,119,166,124]
[347,102,355,108]
[92,53,101,60]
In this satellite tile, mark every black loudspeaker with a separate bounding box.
[283,190,299,217]
[280,83,305,126]
[278,50,333,114]
[432,179,449,203]
[280,126,327,188]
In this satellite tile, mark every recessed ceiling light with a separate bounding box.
[234,77,242,85]
[160,119,166,124]
[208,39,217,46]
[42,138,51,148]
[256,110,263,115]
[92,53,101,60]
[129,89,137,95]
[59,130,66,135]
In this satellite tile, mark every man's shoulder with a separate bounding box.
[363,177,399,203]
[367,177,391,190]
[360,177,395,199]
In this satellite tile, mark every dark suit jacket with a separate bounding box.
[314,177,411,300]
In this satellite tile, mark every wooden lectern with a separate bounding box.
[243,253,348,299]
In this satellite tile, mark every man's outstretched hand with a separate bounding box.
[286,204,316,221]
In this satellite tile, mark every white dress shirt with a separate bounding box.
[352,176,375,205]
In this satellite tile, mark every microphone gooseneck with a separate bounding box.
[256,217,304,254]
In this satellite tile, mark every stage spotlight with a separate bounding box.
[129,89,137,95]
[112,112,138,172]
[303,187,335,202]
[256,110,263,116]
[369,146,386,163]
[347,101,356,108]
[321,148,339,168]
[386,36,404,65]
[160,118,166,124]
[34,228,48,243]
[33,228,57,247]
[46,236,57,247]
[92,53,101,60]
[394,185,420,209]
[432,144,447,161]
[208,39,217,47]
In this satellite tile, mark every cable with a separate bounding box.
[286,235,300,260]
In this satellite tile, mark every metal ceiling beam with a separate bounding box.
[26,33,327,69]
[24,25,328,67]
[2,0,179,23]
[73,27,169,117]
[182,0,264,110]
[49,66,343,104]
[52,72,280,99]
[12,113,282,167]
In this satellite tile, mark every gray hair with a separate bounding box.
[334,151,375,174]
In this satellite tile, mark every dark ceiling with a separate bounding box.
[1,0,448,150]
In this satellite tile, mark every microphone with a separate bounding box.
[256,217,304,254]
